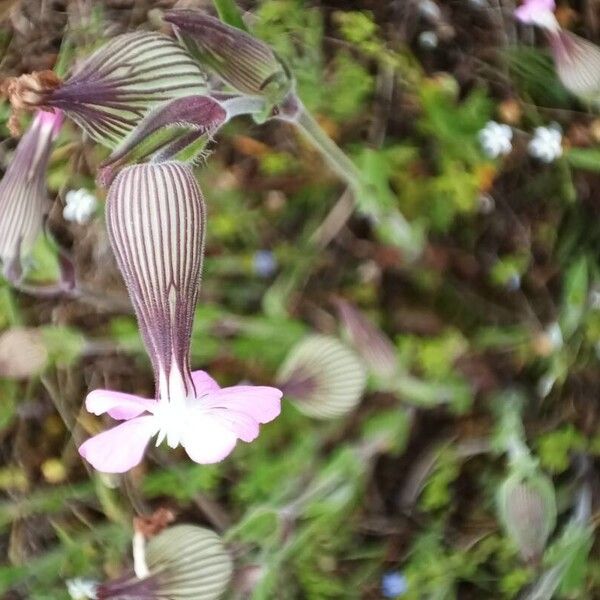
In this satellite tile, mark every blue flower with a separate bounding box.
[253,250,277,278]
[381,571,408,598]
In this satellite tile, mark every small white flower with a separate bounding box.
[528,124,563,163]
[544,322,563,351]
[478,121,513,158]
[67,578,97,599]
[63,189,98,224]
[419,31,439,49]
[419,0,442,22]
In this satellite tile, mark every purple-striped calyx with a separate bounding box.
[4,32,207,148]
[164,10,293,109]
[0,110,63,283]
[78,162,281,473]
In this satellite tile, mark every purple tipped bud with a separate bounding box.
[333,298,398,383]
[42,32,207,148]
[277,334,367,419]
[106,162,206,387]
[104,95,227,170]
[97,525,232,600]
[164,10,293,103]
[497,473,556,563]
[0,110,62,281]
[549,31,600,103]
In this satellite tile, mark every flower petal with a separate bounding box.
[78,416,158,473]
[191,370,221,395]
[205,385,282,424]
[106,162,206,389]
[181,412,237,463]
[85,389,157,420]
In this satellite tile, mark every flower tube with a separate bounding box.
[0,109,63,282]
[4,32,208,148]
[78,162,281,473]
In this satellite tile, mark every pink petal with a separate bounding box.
[181,412,237,463]
[191,370,221,395]
[514,0,555,23]
[86,389,157,420]
[78,416,158,473]
[205,386,282,423]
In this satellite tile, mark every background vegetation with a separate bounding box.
[1,0,600,598]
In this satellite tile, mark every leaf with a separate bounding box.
[560,255,588,338]
[212,0,247,30]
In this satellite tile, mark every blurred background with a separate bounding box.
[1,0,600,598]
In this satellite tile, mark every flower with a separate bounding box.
[528,124,562,162]
[78,162,281,473]
[63,188,97,224]
[0,109,63,282]
[253,249,277,278]
[514,0,559,31]
[478,120,513,158]
[66,578,98,600]
[381,571,408,598]
[79,370,282,473]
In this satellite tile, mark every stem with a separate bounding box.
[222,95,267,120]
[292,104,363,191]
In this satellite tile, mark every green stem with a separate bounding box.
[293,105,363,192]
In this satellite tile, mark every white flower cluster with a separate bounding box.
[479,121,513,159]
[528,124,563,163]
[63,188,98,224]
[477,121,563,163]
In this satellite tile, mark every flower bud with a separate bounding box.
[277,334,366,419]
[164,10,293,105]
[497,472,556,563]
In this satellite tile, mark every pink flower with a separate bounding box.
[79,369,281,473]
[514,0,559,31]
[78,162,281,473]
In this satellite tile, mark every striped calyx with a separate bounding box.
[277,334,367,419]
[43,32,208,148]
[104,95,227,171]
[550,31,600,103]
[106,162,206,391]
[164,10,293,104]
[497,473,556,563]
[97,525,232,600]
[0,110,63,281]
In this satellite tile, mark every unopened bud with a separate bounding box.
[164,10,293,104]
[497,473,556,563]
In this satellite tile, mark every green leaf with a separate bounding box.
[560,255,588,338]
[212,0,247,30]
[565,147,600,172]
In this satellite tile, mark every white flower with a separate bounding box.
[528,124,563,163]
[419,0,442,21]
[478,121,513,158]
[419,31,439,49]
[63,189,98,224]
[66,578,97,599]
